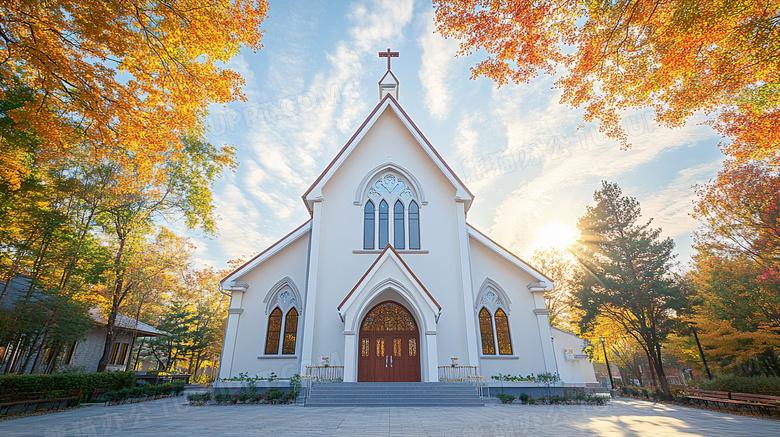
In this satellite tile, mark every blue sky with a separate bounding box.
[184,0,725,271]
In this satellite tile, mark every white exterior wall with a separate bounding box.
[468,237,551,379]
[551,327,598,384]
[219,97,562,384]
[311,107,472,378]
[221,232,310,379]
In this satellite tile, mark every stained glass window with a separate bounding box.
[361,338,369,357]
[376,337,385,357]
[409,201,420,250]
[361,302,417,331]
[495,308,513,355]
[282,308,298,354]
[364,201,375,249]
[394,201,405,249]
[479,308,495,355]
[265,307,282,354]
[393,338,402,356]
[379,200,389,248]
[408,338,417,357]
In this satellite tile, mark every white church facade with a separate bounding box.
[217,61,595,387]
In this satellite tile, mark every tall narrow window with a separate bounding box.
[363,201,375,249]
[478,308,495,355]
[378,200,389,248]
[494,308,513,355]
[265,307,282,354]
[282,308,298,354]
[394,200,405,249]
[409,201,420,250]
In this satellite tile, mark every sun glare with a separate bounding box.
[534,222,579,250]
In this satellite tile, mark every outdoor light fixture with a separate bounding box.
[600,337,615,390]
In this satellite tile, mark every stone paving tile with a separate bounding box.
[0,397,779,436]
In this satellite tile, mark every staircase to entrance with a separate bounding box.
[304,382,484,407]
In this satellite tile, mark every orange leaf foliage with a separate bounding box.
[434,0,779,159]
[0,0,268,190]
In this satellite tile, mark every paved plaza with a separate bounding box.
[1,396,779,436]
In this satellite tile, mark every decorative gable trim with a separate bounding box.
[220,221,312,287]
[263,276,302,315]
[337,245,441,313]
[303,94,473,213]
[467,224,554,290]
[475,278,512,313]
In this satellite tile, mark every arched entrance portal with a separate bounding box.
[358,301,421,382]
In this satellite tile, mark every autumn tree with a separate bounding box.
[688,160,780,374]
[0,0,267,190]
[571,181,692,398]
[530,247,579,330]
[95,136,234,372]
[434,1,780,161]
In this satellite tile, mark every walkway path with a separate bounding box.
[1,397,778,436]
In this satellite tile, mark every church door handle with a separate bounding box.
[385,356,388,367]
[390,356,393,367]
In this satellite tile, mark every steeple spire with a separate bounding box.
[378,48,400,100]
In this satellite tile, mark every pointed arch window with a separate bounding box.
[394,200,405,249]
[364,201,375,249]
[361,172,422,250]
[478,306,513,356]
[494,308,512,355]
[409,201,420,250]
[378,200,389,248]
[478,308,495,355]
[263,279,301,355]
[282,308,298,354]
[265,308,282,354]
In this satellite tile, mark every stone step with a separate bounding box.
[305,382,484,407]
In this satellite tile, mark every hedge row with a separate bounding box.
[0,371,135,401]
[697,374,780,395]
[104,382,185,404]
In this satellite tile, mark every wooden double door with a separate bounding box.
[358,301,421,382]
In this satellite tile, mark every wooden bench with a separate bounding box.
[685,389,780,415]
[0,390,82,416]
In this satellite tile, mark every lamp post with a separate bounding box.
[600,337,614,390]
[690,323,712,380]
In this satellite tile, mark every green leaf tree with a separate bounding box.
[571,181,692,398]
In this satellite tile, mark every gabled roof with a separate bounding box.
[220,220,312,287]
[302,93,474,213]
[467,223,554,288]
[338,245,441,312]
[89,308,166,337]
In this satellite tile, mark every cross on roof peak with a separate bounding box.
[378,48,399,71]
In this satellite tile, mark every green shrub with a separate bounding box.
[518,392,530,404]
[187,392,211,405]
[497,393,516,404]
[264,388,285,403]
[214,393,238,405]
[697,374,780,395]
[527,397,537,405]
[0,371,134,402]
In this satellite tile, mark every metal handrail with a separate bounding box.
[306,365,344,382]
[469,375,487,402]
[438,365,479,381]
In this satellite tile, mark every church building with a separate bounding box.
[217,53,594,387]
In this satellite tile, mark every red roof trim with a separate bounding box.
[302,95,393,207]
[302,94,473,212]
[220,220,312,284]
[467,223,554,284]
[337,245,441,311]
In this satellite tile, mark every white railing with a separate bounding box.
[306,365,344,382]
[438,365,479,381]
[469,375,488,402]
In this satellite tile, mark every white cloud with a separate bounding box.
[418,12,459,119]
[641,160,723,238]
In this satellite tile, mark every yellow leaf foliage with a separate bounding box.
[0,0,267,190]
[434,0,779,160]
